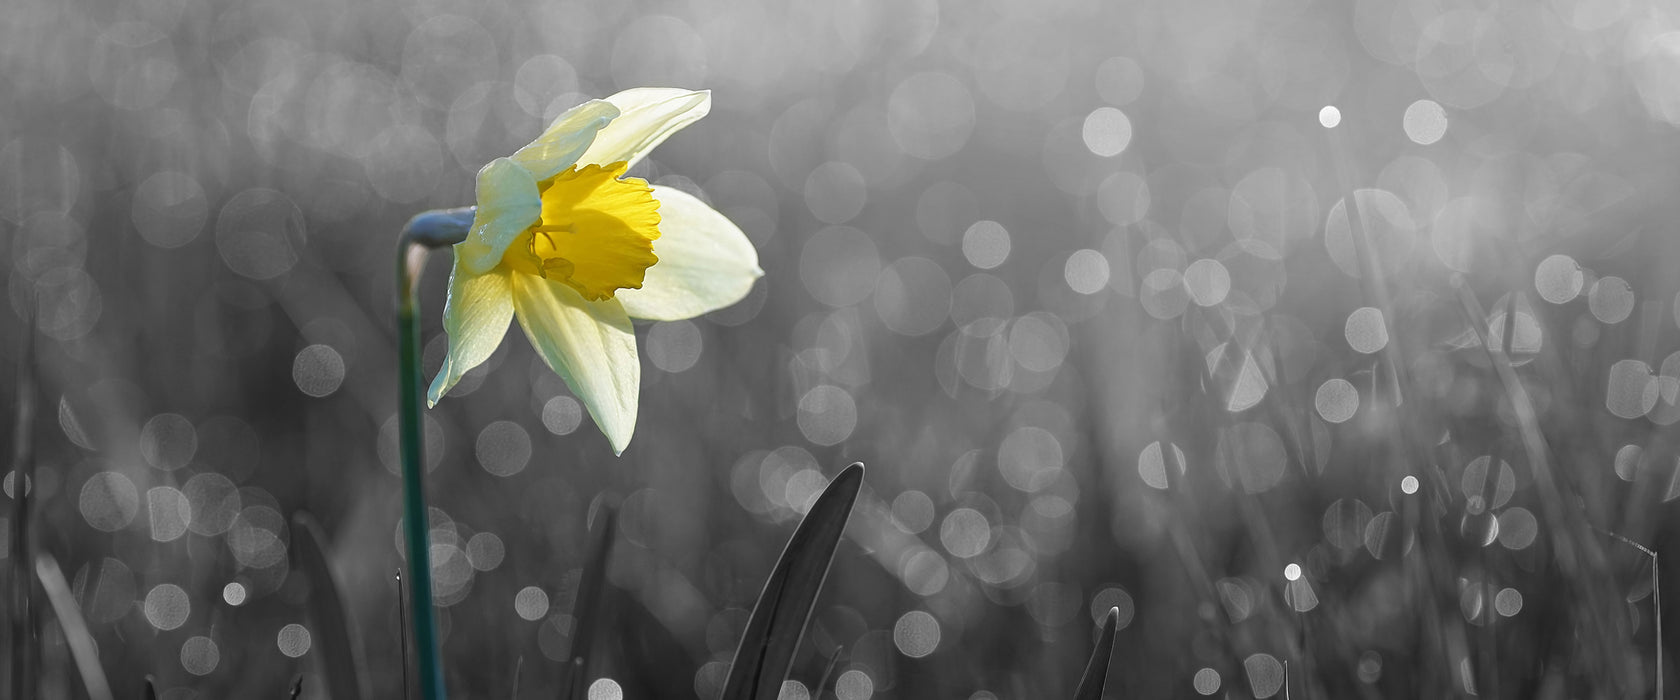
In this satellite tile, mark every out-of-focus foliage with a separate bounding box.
[4,0,1680,696]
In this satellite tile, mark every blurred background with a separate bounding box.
[6,0,1680,697]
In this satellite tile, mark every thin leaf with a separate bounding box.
[34,553,111,700]
[563,501,618,700]
[511,656,523,700]
[290,512,368,700]
[143,676,156,700]
[1073,607,1120,700]
[812,646,843,699]
[720,463,864,700]
[290,674,304,698]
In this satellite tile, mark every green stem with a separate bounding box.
[396,239,446,700]
[392,206,474,700]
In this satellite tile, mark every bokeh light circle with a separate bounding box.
[1344,307,1389,354]
[940,508,991,558]
[1315,378,1358,423]
[1063,249,1110,295]
[1588,276,1634,324]
[1318,106,1341,128]
[1534,254,1584,304]
[1183,259,1231,307]
[875,257,952,336]
[1244,653,1285,698]
[515,586,550,621]
[542,396,583,435]
[292,344,346,397]
[647,320,703,373]
[1194,668,1222,695]
[1403,99,1448,145]
[1081,107,1133,157]
[132,171,208,249]
[144,583,190,630]
[277,623,312,658]
[834,670,874,700]
[80,472,139,532]
[1606,359,1659,419]
[140,413,198,470]
[215,188,303,280]
[180,636,219,676]
[475,420,532,477]
[797,385,857,446]
[892,610,941,658]
[587,678,624,700]
[962,220,1012,270]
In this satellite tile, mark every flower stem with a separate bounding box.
[392,207,472,700]
[396,237,446,700]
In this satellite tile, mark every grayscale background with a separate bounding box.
[3,0,1680,697]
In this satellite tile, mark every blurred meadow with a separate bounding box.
[7,0,1680,697]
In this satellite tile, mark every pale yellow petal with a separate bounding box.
[509,99,620,181]
[426,263,515,406]
[576,89,711,170]
[511,272,641,455]
[616,186,763,321]
[459,158,541,274]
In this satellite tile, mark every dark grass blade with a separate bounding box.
[812,646,843,699]
[720,463,864,700]
[35,553,112,700]
[290,674,304,698]
[290,512,367,700]
[562,502,618,700]
[1073,607,1120,700]
[10,299,37,700]
[511,656,523,700]
[143,676,156,700]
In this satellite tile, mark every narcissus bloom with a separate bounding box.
[427,88,762,454]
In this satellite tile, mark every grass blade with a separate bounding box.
[720,463,864,700]
[1073,607,1120,700]
[10,298,37,700]
[562,501,618,700]
[143,676,156,700]
[290,674,304,698]
[291,512,368,700]
[34,552,112,700]
[812,646,843,699]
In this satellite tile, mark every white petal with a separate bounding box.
[459,158,541,274]
[509,99,620,181]
[511,273,641,455]
[617,186,763,321]
[576,89,711,170]
[426,264,514,406]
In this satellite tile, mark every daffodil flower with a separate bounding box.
[427,88,762,454]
